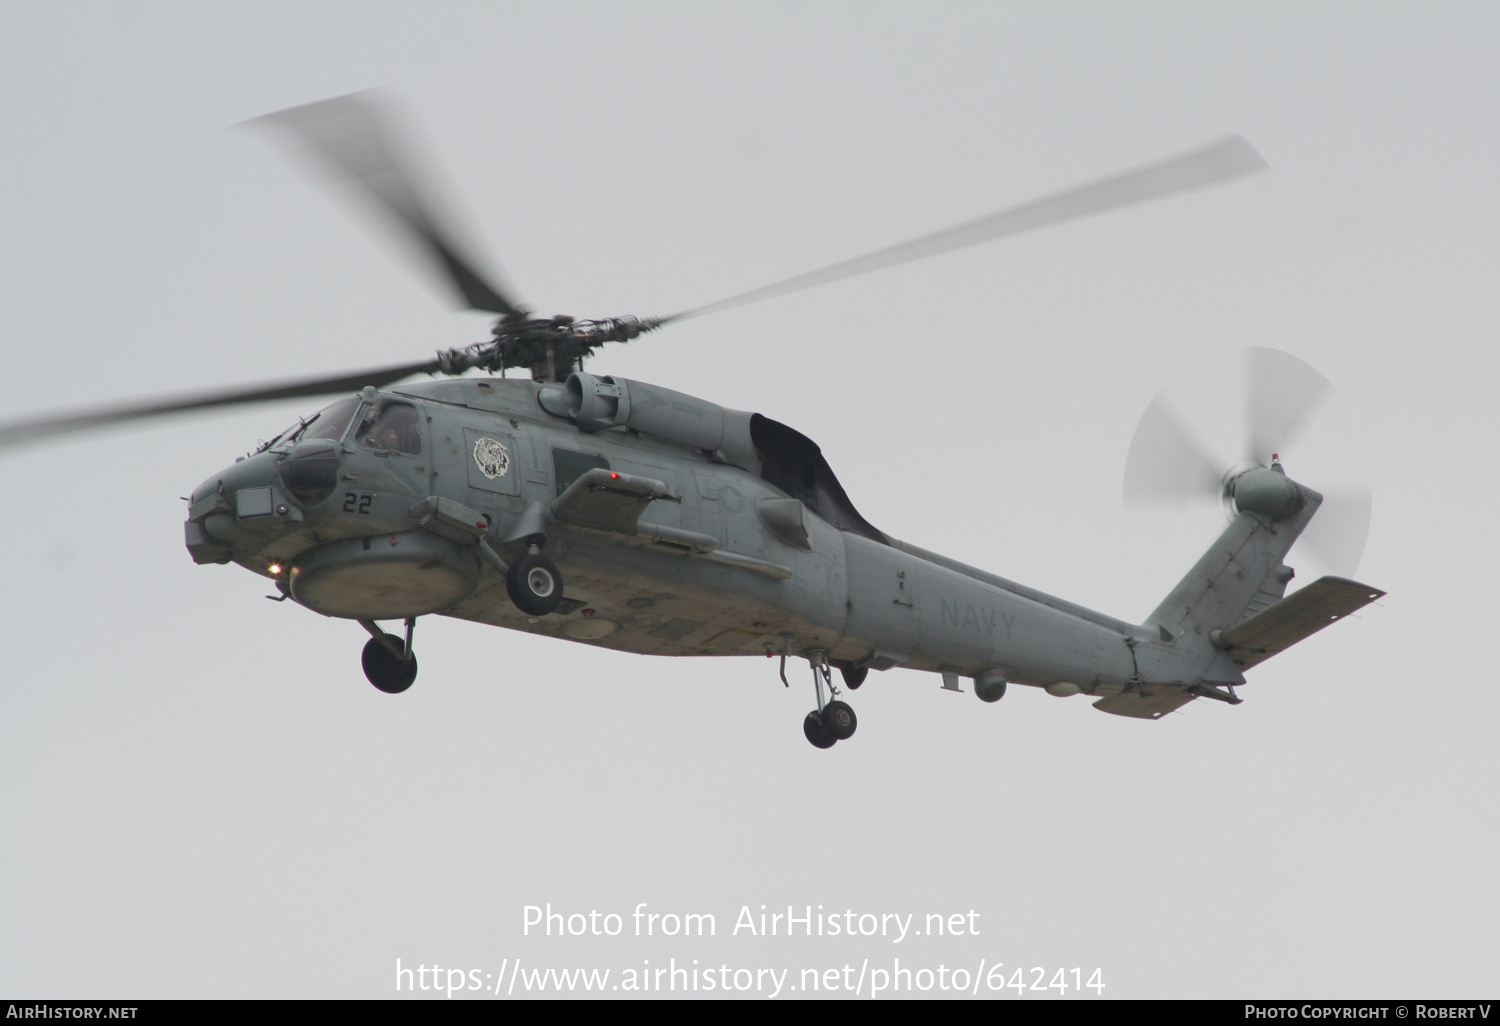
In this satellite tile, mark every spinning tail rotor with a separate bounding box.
[1123,348,1373,576]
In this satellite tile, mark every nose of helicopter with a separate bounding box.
[183,446,324,565]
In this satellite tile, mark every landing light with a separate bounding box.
[268,563,283,575]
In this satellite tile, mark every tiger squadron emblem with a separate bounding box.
[472,437,510,479]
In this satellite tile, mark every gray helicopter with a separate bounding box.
[0,94,1382,748]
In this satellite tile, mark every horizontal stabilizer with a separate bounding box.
[1214,576,1385,670]
[550,468,680,534]
[1093,689,1196,720]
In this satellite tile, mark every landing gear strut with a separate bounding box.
[800,649,857,749]
[359,617,417,694]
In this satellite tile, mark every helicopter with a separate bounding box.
[0,93,1383,748]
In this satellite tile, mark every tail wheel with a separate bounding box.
[802,711,836,749]
[821,700,857,740]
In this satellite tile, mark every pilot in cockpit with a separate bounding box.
[355,400,422,454]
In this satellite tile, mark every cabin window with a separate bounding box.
[354,399,423,455]
[553,449,609,495]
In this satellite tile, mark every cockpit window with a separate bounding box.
[354,399,423,455]
[266,396,362,450]
[300,397,362,443]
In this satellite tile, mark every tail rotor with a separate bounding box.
[1123,348,1371,577]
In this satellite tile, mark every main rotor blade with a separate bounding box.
[1123,394,1227,504]
[248,92,523,317]
[1245,347,1332,465]
[662,136,1266,324]
[0,359,438,451]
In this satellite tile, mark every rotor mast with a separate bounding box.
[436,312,664,383]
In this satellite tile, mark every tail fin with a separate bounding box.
[1098,484,1383,719]
[1145,491,1319,647]
[1096,486,1315,719]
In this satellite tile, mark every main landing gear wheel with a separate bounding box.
[362,636,417,694]
[803,711,837,749]
[506,553,563,616]
[821,700,857,740]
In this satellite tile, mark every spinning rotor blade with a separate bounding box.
[663,136,1266,324]
[1245,346,1331,465]
[1124,350,1371,576]
[1298,486,1373,577]
[1123,394,1226,503]
[249,92,523,317]
[0,359,439,451]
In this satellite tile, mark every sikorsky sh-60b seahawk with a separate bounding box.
[0,94,1383,748]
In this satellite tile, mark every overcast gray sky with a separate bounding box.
[2,2,1496,999]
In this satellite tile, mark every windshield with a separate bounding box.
[266,396,362,450]
[299,397,362,442]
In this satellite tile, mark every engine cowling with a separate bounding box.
[541,372,759,467]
